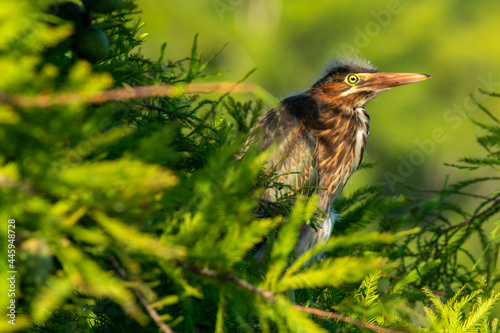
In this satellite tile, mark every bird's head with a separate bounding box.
[308,57,430,111]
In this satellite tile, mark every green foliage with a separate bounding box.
[422,286,500,333]
[0,1,500,333]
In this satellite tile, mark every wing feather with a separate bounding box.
[246,94,319,201]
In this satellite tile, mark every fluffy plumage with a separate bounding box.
[313,57,377,87]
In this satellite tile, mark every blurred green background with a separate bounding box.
[135,0,500,197]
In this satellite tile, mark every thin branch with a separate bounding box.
[259,199,284,208]
[398,177,500,196]
[381,273,447,297]
[441,219,472,233]
[441,197,500,233]
[137,102,198,126]
[110,257,175,333]
[181,262,407,333]
[0,82,270,108]
[430,212,452,226]
[478,88,500,99]
[292,305,405,333]
[0,173,34,194]
[181,262,274,301]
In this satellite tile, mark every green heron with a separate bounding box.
[249,57,430,259]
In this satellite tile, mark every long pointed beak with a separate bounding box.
[362,72,431,90]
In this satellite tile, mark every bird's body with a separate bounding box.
[248,57,430,258]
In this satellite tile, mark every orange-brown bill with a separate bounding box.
[361,72,431,90]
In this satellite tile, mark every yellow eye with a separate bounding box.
[346,74,359,85]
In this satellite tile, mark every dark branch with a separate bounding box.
[180,262,275,301]
[292,305,406,333]
[181,262,407,333]
[440,197,500,233]
[110,257,175,333]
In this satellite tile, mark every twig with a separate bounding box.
[182,262,407,333]
[110,257,175,333]
[441,197,500,233]
[381,273,446,297]
[478,88,500,97]
[0,173,34,194]
[430,212,452,226]
[0,82,264,108]
[181,262,274,301]
[137,102,197,126]
[292,305,405,333]
[258,198,289,210]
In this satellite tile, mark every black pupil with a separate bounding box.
[350,76,356,82]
